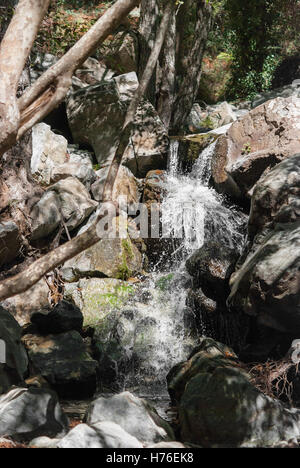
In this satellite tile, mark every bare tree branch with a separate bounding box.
[0,0,51,153]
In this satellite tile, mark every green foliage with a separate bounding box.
[223,0,292,99]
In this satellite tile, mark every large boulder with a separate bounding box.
[211,97,300,201]
[57,422,142,449]
[248,153,300,239]
[85,392,174,445]
[228,154,300,334]
[22,331,98,398]
[31,177,97,240]
[0,387,68,441]
[169,338,300,447]
[67,72,169,177]
[61,216,145,282]
[0,220,20,267]
[0,307,28,394]
[63,278,135,327]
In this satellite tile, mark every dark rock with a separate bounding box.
[272,56,300,89]
[229,154,300,334]
[0,306,28,394]
[23,331,98,398]
[186,241,239,298]
[31,300,83,335]
[0,387,68,441]
[168,338,300,447]
[0,221,20,267]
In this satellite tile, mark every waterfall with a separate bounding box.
[161,141,245,256]
[99,138,246,396]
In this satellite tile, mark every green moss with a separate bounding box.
[200,116,215,129]
[155,273,175,292]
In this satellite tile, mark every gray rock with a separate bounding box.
[147,441,186,448]
[29,436,60,448]
[74,57,115,86]
[31,177,97,240]
[252,81,300,108]
[91,165,140,209]
[50,145,96,189]
[61,215,144,282]
[31,123,68,185]
[85,392,174,445]
[0,387,68,441]
[0,306,28,394]
[57,422,142,448]
[102,32,138,74]
[0,221,20,267]
[186,241,239,299]
[30,190,61,240]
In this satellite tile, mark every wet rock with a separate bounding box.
[31,177,97,240]
[23,331,98,398]
[57,422,142,448]
[67,72,169,177]
[211,97,300,201]
[0,220,20,267]
[169,338,300,447]
[0,306,28,394]
[0,387,68,441]
[186,241,239,299]
[31,300,83,335]
[85,392,175,445]
[229,222,300,334]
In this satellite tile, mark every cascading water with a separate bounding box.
[98,138,246,398]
